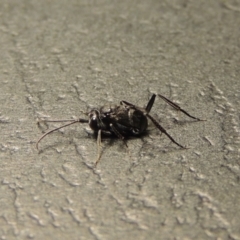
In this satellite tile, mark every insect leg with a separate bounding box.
[36,118,88,150]
[110,124,128,148]
[95,129,102,166]
[146,114,187,149]
[120,100,134,107]
[158,94,204,121]
[121,94,156,113]
[145,94,156,113]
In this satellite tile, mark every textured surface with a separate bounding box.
[0,0,240,239]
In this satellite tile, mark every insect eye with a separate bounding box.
[88,111,99,130]
[89,111,96,120]
[89,116,98,130]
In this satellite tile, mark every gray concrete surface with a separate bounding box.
[1,0,240,239]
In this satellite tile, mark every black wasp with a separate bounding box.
[36,94,204,165]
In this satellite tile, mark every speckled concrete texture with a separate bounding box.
[1,0,240,239]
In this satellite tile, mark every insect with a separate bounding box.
[36,94,204,165]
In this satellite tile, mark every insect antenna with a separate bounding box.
[36,118,88,150]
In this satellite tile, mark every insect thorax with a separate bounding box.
[88,105,148,136]
[110,105,148,135]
